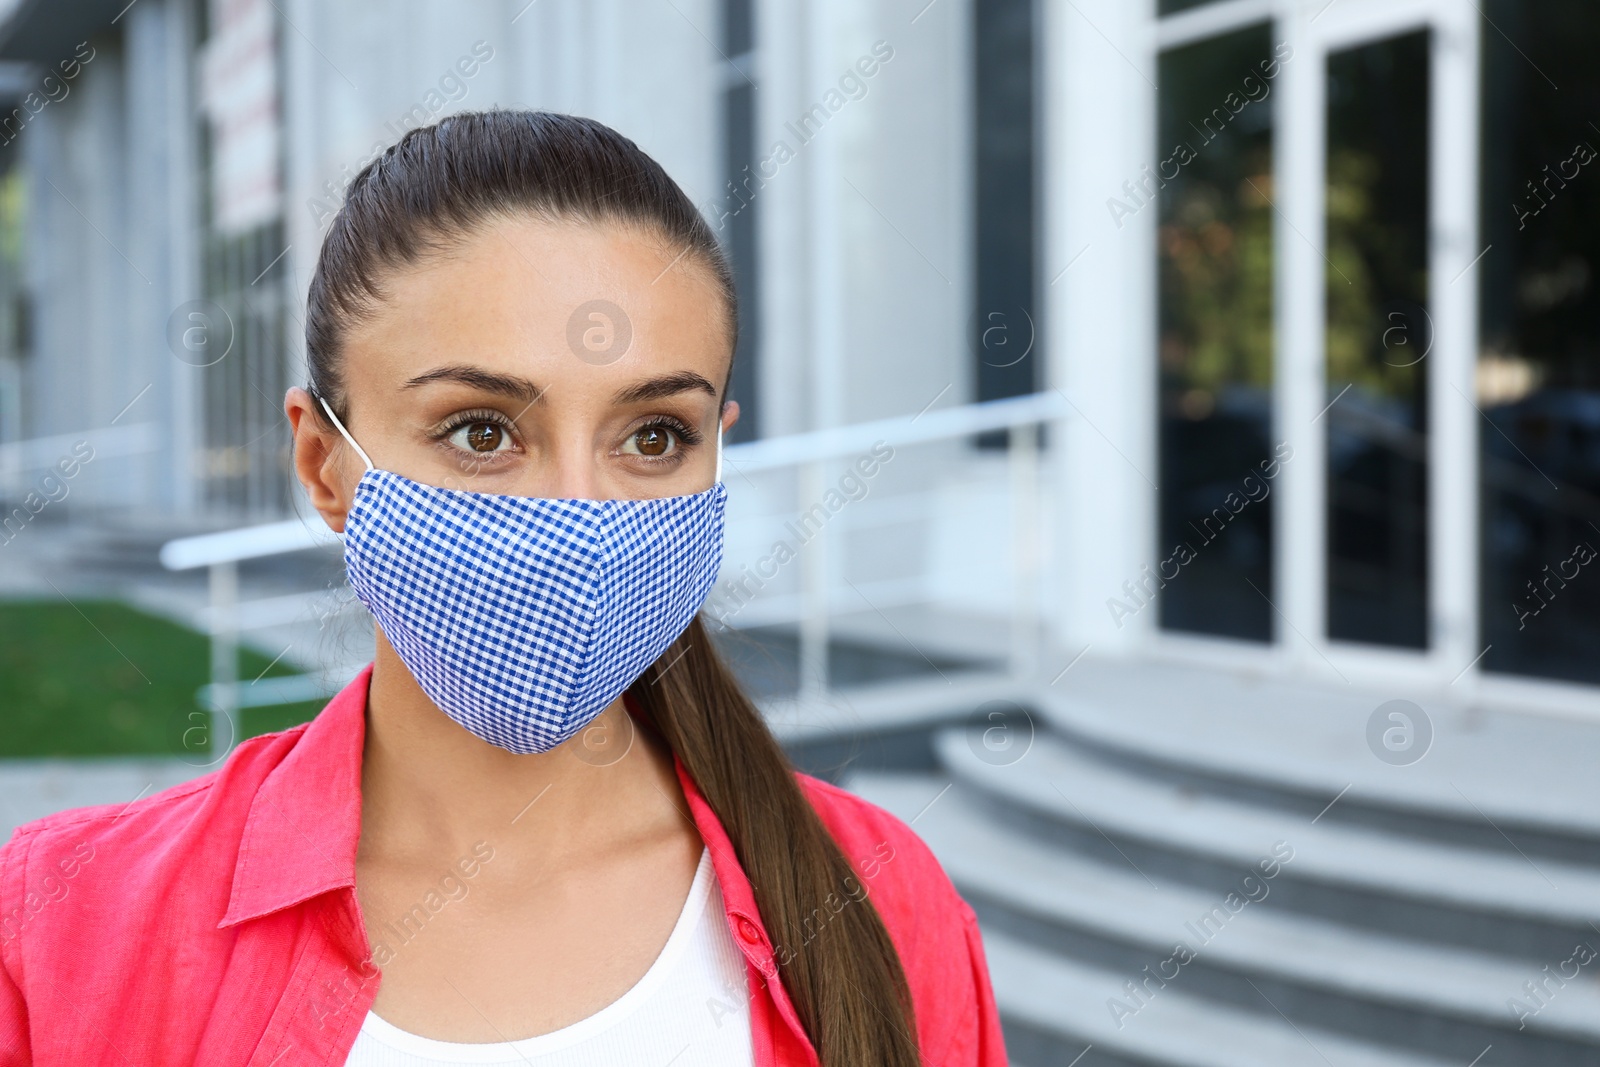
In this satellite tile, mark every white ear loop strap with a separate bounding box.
[318,395,375,472]
[715,421,723,485]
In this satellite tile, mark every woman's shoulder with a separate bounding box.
[0,723,313,916]
[791,770,1007,1064]
[790,768,976,935]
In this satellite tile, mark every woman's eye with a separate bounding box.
[449,421,512,454]
[623,426,677,458]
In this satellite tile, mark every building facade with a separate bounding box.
[0,0,1596,715]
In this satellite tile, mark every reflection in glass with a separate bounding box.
[1159,0,1225,16]
[1479,0,1600,683]
[1157,25,1277,641]
[972,0,1037,410]
[1324,31,1431,648]
[719,0,760,443]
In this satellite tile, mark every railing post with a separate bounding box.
[1009,422,1041,680]
[798,460,829,700]
[208,560,239,760]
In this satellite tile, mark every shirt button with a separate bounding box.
[736,917,762,944]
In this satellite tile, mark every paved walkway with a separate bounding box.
[0,758,211,840]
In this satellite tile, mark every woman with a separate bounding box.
[0,111,1005,1066]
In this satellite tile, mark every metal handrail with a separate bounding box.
[726,390,1066,471]
[160,517,339,571]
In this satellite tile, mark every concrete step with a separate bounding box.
[982,928,1473,1067]
[986,925,1466,1067]
[849,771,1600,1066]
[1039,661,1600,863]
[932,726,1600,961]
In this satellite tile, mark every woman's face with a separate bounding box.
[287,215,738,530]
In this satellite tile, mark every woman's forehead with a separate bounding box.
[341,216,732,397]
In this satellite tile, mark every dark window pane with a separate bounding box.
[1479,0,1600,683]
[1160,0,1223,15]
[973,0,1037,418]
[719,0,759,442]
[1325,31,1431,649]
[1156,24,1277,641]
[721,0,752,56]
[721,78,760,443]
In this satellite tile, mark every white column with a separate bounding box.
[1275,4,1327,668]
[124,0,172,513]
[754,0,811,438]
[1428,0,1482,679]
[165,0,202,515]
[804,0,844,433]
[1048,0,1160,659]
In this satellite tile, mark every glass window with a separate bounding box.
[1479,0,1600,683]
[720,0,760,442]
[1324,31,1431,648]
[972,0,1038,414]
[200,221,292,518]
[1156,24,1277,641]
[1160,0,1226,16]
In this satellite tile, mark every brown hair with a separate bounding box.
[305,109,918,1065]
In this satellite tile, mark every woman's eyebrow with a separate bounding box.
[402,364,545,403]
[612,371,717,405]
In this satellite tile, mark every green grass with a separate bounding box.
[0,599,327,757]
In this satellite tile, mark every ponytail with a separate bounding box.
[628,617,920,1065]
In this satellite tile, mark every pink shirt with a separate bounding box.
[0,664,1007,1065]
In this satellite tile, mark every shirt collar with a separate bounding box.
[219,662,373,929]
[652,700,814,1059]
[219,668,792,977]
[218,665,816,1058]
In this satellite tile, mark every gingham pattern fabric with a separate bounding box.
[342,469,727,754]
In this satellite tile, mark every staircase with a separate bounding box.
[812,662,1600,1067]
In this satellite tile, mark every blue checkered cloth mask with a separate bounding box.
[318,396,727,754]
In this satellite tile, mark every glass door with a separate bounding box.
[1275,0,1481,680]
[1322,28,1432,649]
[1475,0,1600,692]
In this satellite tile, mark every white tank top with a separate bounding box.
[343,846,755,1066]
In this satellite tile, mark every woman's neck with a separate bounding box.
[357,630,694,872]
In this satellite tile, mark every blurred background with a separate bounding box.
[1,0,1598,1062]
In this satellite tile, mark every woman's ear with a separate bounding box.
[719,399,740,435]
[285,386,357,533]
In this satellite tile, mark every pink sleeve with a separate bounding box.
[0,954,29,1067]
[960,902,1009,1065]
[0,834,32,1067]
